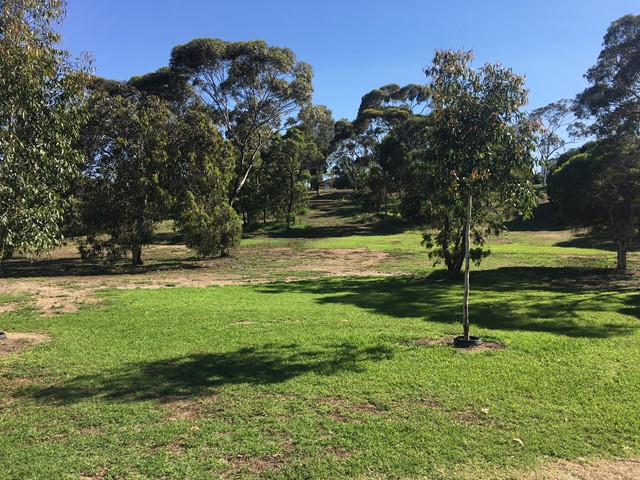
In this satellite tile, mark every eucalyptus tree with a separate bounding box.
[0,0,88,259]
[530,99,576,185]
[329,119,377,192]
[77,79,173,265]
[297,105,335,192]
[332,83,429,208]
[172,106,241,257]
[170,39,313,206]
[263,128,318,227]
[575,14,640,137]
[424,49,538,341]
[549,139,640,271]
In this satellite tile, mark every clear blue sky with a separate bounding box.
[61,0,635,121]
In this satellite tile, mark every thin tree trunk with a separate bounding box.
[462,194,472,340]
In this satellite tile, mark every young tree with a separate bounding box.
[424,50,537,342]
[549,139,640,271]
[169,39,313,206]
[0,0,88,259]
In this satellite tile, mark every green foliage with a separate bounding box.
[0,0,88,258]
[296,105,335,191]
[172,106,241,257]
[179,195,242,257]
[530,99,576,185]
[170,38,314,205]
[575,14,640,136]
[549,138,640,270]
[77,86,173,265]
[422,49,538,276]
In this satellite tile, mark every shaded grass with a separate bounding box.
[1,191,640,478]
[1,267,640,479]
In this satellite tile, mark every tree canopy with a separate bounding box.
[575,14,640,136]
[170,39,313,205]
[0,0,88,259]
[549,138,640,271]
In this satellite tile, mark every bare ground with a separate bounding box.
[0,245,396,316]
[526,457,640,480]
[0,332,51,357]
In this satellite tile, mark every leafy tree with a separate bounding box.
[296,105,335,193]
[530,99,576,185]
[263,128,316,227]
[77,81,173,265]
[575,14,640,136]
[172,106,241,257]
[170,39,313,206]
[0,0,88,259]
[329,119,376,192]
[549,139,640,271]
[358,85,430,214]
[424,49,537,340]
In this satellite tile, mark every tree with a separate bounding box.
[424,50,537,341]
[549,139,640,271]
[0,0,88,259]
[329,119,376,192]
[172,106,241,257]
[263,128,317,227]
[575,14,640,137]
[296,105,335,193]
[77,80,173,265]
[169,39,313,206]
[530,99,576,185]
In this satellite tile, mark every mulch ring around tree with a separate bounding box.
[0,332,51,357]
[413,336,505,352]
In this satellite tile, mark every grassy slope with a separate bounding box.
[1,192,639,479]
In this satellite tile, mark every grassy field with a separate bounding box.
[1,191,639,479]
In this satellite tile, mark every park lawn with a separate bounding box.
[1,266,640,479]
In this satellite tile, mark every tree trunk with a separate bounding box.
[616,239,629,271]
[462,194,472,340]
[132,244,143,266]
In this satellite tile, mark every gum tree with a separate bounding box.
[0,0,88,259]
[424,50,537,342]
[170,39,313,206]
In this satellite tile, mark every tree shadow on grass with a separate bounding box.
[258,267,640,339]
[23,342,395,405]
[0,256,203,279]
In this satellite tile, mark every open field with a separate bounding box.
[1,191,639,479]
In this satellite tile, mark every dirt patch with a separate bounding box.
[288,248,392,277]
[526,457,640,480]
[162,395,219,422]
[414,336,506,352]
[165,434,189,457]
[323,445,352,459]
[221,435,293,478]
[0,332,51,356]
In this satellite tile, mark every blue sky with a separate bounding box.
[61,0,635,121]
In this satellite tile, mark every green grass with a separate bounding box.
[2,269,640,479]
[1,192,639,479]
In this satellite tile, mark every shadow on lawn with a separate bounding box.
[0,256,202,279]
[258,267,640,339]
[24,342,394,405]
